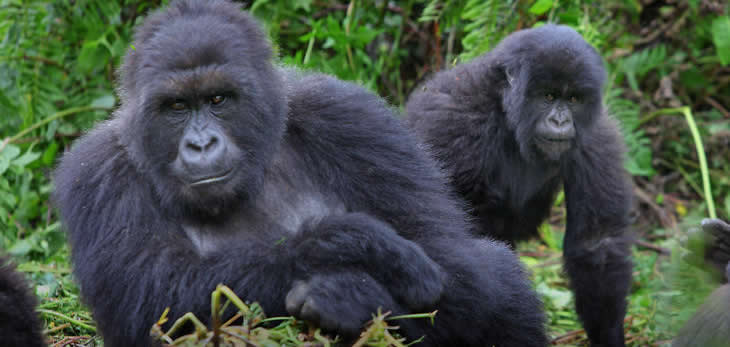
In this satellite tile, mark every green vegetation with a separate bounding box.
[1,0,728,345]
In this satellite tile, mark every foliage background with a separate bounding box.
[0,0,729,345]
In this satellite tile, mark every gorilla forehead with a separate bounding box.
[143,18,244,71]
[501,24,606,90]
[121,0,271,94]
[149,65,240,101]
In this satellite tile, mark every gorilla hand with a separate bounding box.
[286,272,403,338]
[291,213,445,311]
[685,219,730,279]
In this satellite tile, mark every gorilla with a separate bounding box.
[52,1,547,346]
[0,256,45,347]
[672,219,730,347]
[406,24,634,346]
[696,218,730,278]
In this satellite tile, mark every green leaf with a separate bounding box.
[12,147,41,169]
[91,94,116,108]
[536,283,572,309]
[42,142,59,166]
[712,16,730,66]
[0,190,17,208]
[0,145,21,176]
[8,238,33,256]
[529,0,553,15]
[77,40,109,73]
[292,0,312,11]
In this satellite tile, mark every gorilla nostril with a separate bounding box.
[205,137,219,151]
[549,117,561,127]
[186,141,203,152]
[549,116,571,128]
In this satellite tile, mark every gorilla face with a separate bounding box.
[530,90,577,160]
[119,14,287,218]
[500,27,605,163]
[154,79,246,196]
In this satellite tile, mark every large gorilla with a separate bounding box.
[0,256,45,347]
[673,219,730,347]
[52,1,547,346]
[406,25,634,346]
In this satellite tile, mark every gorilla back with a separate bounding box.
[406,24,634,347]
[53,1,547,346]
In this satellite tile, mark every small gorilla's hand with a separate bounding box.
[292,213,445,311]
[684,219,730,279]
[285,272,398,338]
[702,218,730,242]
[702,219,730,278]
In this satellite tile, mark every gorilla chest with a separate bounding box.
[474,166,560,230]
[183,189,346,255]
[495,163,559,207]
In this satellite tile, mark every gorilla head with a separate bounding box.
[496,25,606,162]
[117,0,287,219]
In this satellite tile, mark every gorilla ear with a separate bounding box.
[504,67,516,88]
[495,62,518,90]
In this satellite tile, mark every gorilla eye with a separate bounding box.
[545,93,555,101]
[210,95,225,105]
[170,101,187,111]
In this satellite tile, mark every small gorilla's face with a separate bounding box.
[514,74,601,163]
[529,88,580,161]
[498,26,606,164]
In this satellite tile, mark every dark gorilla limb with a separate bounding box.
[52,1,547,346]
[0,256,45,347]
[700,218,730,278]
[291,213,445,311]
[286,272,403,338]
[561,116,634,346]
[672,283,730,347]
[406,24,633,347]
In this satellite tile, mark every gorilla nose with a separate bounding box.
[548,115,571,127]
[180,131,225,166]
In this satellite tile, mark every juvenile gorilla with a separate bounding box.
[52,1,547,346]
[406,25,633,346]
[0,256,45,347]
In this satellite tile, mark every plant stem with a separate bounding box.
[38,309,96,332]
[643,107,716,218]
[1,106,111,152]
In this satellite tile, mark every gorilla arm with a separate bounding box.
[287,72,547,346]
[561,116,634,346]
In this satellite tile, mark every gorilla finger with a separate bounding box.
[285,280,310,315]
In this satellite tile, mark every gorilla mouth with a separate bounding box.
[189,168,233,187]
[540,136,572,143]
[536,137,573,157]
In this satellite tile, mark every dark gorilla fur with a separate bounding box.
[406,24,634,346]
[52,1,547,346]
[0,256,45,347]
[673,219,730,347]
